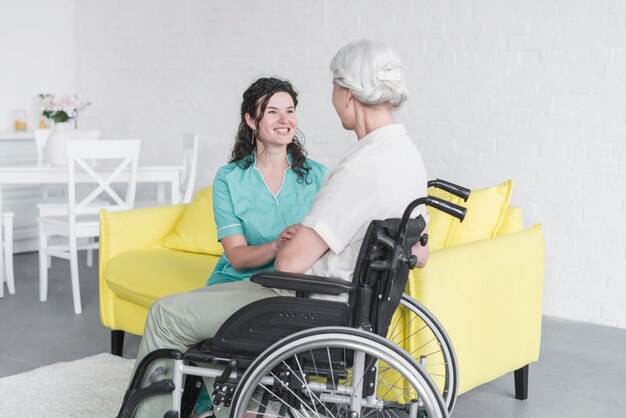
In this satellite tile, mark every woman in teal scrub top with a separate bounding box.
[193,78,327,416]
[207,77,328,286]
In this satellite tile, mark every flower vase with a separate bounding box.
[45,122,73,166]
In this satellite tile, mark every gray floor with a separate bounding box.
[1,252,625,417]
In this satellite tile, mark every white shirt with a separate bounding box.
[279,123,429,301]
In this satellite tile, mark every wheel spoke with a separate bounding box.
[233,329,447,418]
[385,297,458,412]
[277,360,335,417]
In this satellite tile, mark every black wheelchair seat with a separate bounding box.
[203,297,351,356]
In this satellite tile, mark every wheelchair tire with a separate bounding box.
[230,326,448,418]
[389,294,459,413]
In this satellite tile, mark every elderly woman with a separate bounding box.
[275,39,429,282]
[123,39,429,417]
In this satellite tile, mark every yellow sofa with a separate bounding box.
[407,205,544,399]
[99,186,544,400]
[99,203,222,355]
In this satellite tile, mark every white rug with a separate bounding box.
[0,353,135,418]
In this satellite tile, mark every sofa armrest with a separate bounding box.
[99,204,187,329]
[99,205,187,263]
[407,224,544,395]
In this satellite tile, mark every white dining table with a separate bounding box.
[0,157,183,204]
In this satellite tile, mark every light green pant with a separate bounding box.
[131,280,278,418]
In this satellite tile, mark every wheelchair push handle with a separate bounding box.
[426,196,467,222]
[396,181,470,245]
[428,178,471,202]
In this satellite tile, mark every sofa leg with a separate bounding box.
[111,330,125,356]
[514,364,529,400]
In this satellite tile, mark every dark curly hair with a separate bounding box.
[230,77,311,183]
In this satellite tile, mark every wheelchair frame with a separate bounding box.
[117,179,470,418]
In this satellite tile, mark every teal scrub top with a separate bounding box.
[206,155,328,286]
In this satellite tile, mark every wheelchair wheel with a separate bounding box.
[387,295,459,413]
[231,327,448,418]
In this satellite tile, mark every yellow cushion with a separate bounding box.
[159,186,223,256]
[449,180,512,245]
[105,249,219,308]
[426,187,459,251]
[496,206,523,236]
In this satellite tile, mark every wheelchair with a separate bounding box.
[117,179,470,418]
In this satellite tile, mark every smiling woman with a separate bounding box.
[190,77,329,415]
[206,77,328,286]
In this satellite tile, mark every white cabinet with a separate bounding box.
[1,131,41,253]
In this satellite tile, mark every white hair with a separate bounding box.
[330,39,409,108]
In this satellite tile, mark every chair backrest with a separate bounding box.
[178,133,199,204]
[65,139,141,221]
[34,129,52,162]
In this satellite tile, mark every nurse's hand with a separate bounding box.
[276,224,301,250]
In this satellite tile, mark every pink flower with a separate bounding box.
[41,94,90,123]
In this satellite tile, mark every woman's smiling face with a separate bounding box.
[247,92,297,147]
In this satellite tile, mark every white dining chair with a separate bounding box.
[37,139,141,314]
[36,129,101,266]
[136,132,199,207]
[0,188,15,298]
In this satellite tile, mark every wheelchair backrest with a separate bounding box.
[350,215,426,337]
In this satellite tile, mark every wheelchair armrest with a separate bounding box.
[251,271,356,295]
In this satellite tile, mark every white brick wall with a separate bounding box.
[75,0,626,329]
[0,0,76,131]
